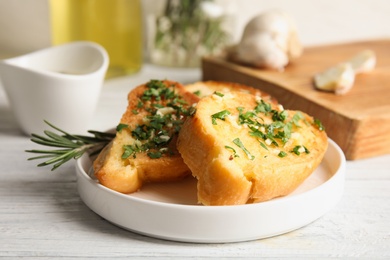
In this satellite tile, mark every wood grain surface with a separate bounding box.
[202,40,390,160]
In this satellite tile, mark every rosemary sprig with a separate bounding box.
[26,120,115,171]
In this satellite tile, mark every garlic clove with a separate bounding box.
[313,49,376,95]
[314,63,355,95]
[348,49,376,74]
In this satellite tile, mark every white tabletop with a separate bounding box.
[1,64,389,259]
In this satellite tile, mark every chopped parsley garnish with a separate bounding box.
[153,103,164,108]
[238,107,257,125]
[225,145,239,159]
[291,112,303,126]
[142,80,176,101]
[272,109,288,122]
[249,127,266,139]
[121,80,193,160]
[147,151,162,159]
[291,145,310,155]
[278,151,287,158]
[211,110,231,125]
[214,91,224,97]
[132,125,151,140]
[193,90,201,96]
[314,119,325,131]
[116,123,128,132]
[233,138,255,160]
[137,100,143,108]
[254,100,272,114]
[210,94,319,159]
[259,141,269,151]
[122,143,142,159]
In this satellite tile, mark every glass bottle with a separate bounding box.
[147,0,235,68]
[50,0,143,78]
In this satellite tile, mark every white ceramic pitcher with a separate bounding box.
[0,41,109,135]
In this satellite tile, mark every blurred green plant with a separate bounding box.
[151,0,231,67]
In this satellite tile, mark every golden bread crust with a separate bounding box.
[93,80,199,193]
[186,81,278,104]
[177,90,328,205]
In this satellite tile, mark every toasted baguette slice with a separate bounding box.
[186,80,278,105]
[93,80,200,193]
[177,90,327,205]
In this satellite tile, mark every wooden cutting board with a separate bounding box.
[202,39,390,160]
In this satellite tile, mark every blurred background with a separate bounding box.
[0,0,389,74]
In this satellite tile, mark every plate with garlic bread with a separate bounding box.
[75,80,345,243]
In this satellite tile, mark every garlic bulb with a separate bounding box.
[229,10,303,70]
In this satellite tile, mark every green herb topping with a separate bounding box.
[314,118,325,131]
[116,123,129,132]
[225,145,239,159]
[213,91,224,97]
[147,151,163,159]
[121,80,194,160]
[254,100,272,114]
[278,151,287,158]
[233,138,255,160]
[213,97,315,159]
[259,141,269,151]
[211,110,231,125]
[291,145,310,155]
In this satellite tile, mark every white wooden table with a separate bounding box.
[1,65,389,259]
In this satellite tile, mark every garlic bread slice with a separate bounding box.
[177,90,327,205]
[93,80,199,193]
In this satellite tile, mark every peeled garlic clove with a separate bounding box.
[314,63,355,95]
[348,49,376,73]
[313,49,376,95]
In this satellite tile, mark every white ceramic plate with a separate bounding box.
[76,139,345,243]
